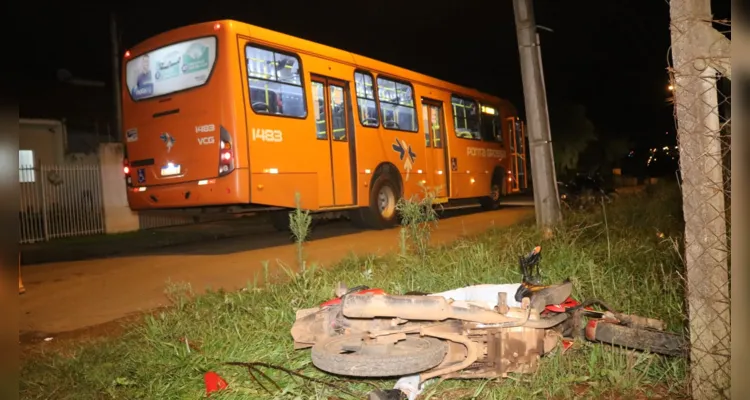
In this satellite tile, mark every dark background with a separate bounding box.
[17,0,731,168]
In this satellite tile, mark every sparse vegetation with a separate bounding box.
[289,192,312,271]
[20,183,689,400]
[396,183,441,261]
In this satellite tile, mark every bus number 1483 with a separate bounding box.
[252,128,283,143]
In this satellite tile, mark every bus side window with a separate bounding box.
[354,71,379,127]
[311,81,327,140]
[422,104,430,147]
[376,77,418,133]
[451,95,481,140]
[245,45,307,118]
[480,111,502,143]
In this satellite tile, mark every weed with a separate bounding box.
[20,183,689,400]
[289,192,312,271]
[396,183,441,261]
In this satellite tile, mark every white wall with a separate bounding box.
[98,143,140,233]
[19,119,66,166]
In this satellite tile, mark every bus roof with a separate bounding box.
[127,19,518,115]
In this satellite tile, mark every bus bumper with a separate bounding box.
[126,168,250,210]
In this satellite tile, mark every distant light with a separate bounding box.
[124,50,131,58]
[668,85,674,91]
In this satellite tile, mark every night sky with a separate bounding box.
[19,1,731,148]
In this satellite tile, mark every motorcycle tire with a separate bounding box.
[311,334,448,377]
[587,321,686,357]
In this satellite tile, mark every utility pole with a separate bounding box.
[110,12,123,142]
[512,0,561,231]
[668,0,731,398]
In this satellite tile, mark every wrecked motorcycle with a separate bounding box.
[291,246,685,396]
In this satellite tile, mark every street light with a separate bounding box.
[668,84,674,91]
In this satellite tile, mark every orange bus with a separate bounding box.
[121,19,528,230]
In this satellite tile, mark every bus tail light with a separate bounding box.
[123,159,133,186]
[219,126,235,176]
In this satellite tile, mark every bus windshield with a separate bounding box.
[125,36,218,101]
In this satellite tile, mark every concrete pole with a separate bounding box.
[669,0,731,398]
[512,0,562,230]
[110,12,123,142]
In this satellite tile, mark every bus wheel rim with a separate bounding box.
[378,186,396,219]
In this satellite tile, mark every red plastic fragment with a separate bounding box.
[204,371,228,396]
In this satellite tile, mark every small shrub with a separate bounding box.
[289,192,312,271]
[395,183,441,260]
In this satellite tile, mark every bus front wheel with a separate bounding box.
[350,174,400,230]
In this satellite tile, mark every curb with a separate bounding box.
[21,218,271,266]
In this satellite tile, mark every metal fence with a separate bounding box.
[668,4,731,399]
[19,164,105,243]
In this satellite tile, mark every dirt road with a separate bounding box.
[19,207,533,335]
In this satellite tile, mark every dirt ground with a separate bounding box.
[19,207,533,340]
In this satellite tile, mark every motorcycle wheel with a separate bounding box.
[311,334,448,377]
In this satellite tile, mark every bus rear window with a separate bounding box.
[125,36,217,101]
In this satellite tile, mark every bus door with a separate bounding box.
[421,99,449,198]
[507,118,528,192]
[311,76,356,207]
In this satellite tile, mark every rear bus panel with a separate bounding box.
[123,23,251,211]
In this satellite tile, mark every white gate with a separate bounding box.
[19,164,105,243]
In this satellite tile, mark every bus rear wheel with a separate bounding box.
[350,174,400,230]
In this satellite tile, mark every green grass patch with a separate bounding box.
[20,183,688,399]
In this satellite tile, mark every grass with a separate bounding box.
[20,182,688,399]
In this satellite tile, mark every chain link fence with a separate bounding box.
[668,3,731,399]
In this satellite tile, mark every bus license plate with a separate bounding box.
[160,164,181,176]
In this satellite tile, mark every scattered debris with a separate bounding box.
[203,371,228,396]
